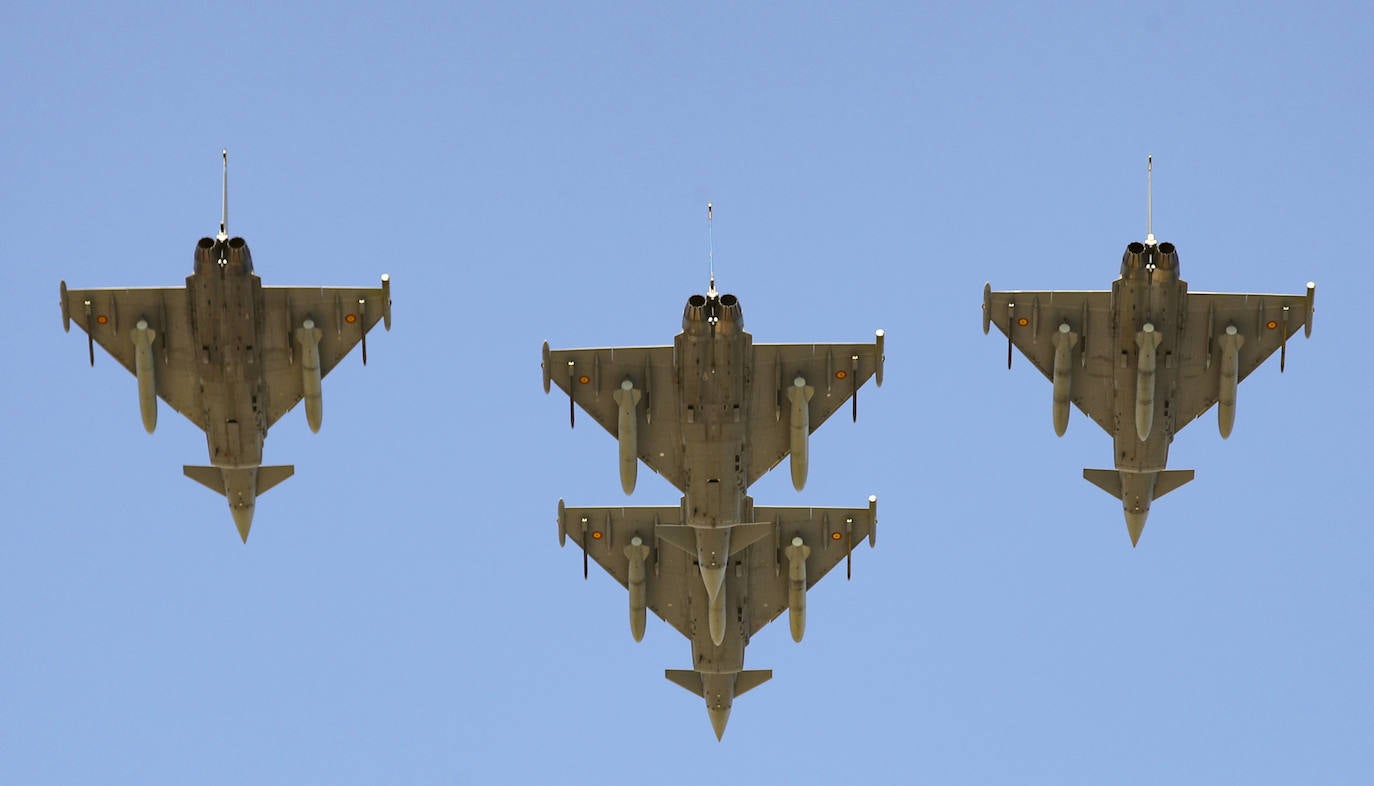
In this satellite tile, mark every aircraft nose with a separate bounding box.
[708,706,730,741]
[1125,509,1148,548]
[231,503,255,543]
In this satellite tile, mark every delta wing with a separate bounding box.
[747,337,884,484]
[260,282,390,427]
[1173,286,1315,431]
[983,288,1115,433]
[60,284,202,426]
[742,501,877,638]
[543,345,683,488]
[556,503,699,639]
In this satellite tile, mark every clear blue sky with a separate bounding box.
[3,2,1370,784]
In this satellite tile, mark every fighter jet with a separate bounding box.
[556,495,876,740]
[59,152,392,542]
[982,158,1314,546]
[542,278,884,635]
[542,225,884,735]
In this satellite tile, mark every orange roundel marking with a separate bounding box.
[835,369,848,380]
[830,531,843,541]
[578,375,591,385]
[591,531,603,540]
[1266,320,1278,330]
[96,315,109,325]
[1016,317,1029,327]
[345,313,358,324]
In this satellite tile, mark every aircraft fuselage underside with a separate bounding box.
[189,249,269,469]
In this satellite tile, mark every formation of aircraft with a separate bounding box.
[56,156,1319,737]
[543,245,885,738]
[59,152,392,542]
[983,157,1315,545]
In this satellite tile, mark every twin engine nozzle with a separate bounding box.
[682,292,744,331]
[194,236,253,271]
[1120,240,1179,279]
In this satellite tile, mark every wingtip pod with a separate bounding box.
[556,498,567,547]
[1302,280,1313,336]
[874,329,885,386]
[982,283,992,334]
[380,274,392,331]
[868,494,878,547]
[59,281,71,332]
[541,342,552,394]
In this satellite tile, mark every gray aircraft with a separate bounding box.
[543,261,884,737]
[60,152,392,542]
[983,158,1314,546]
